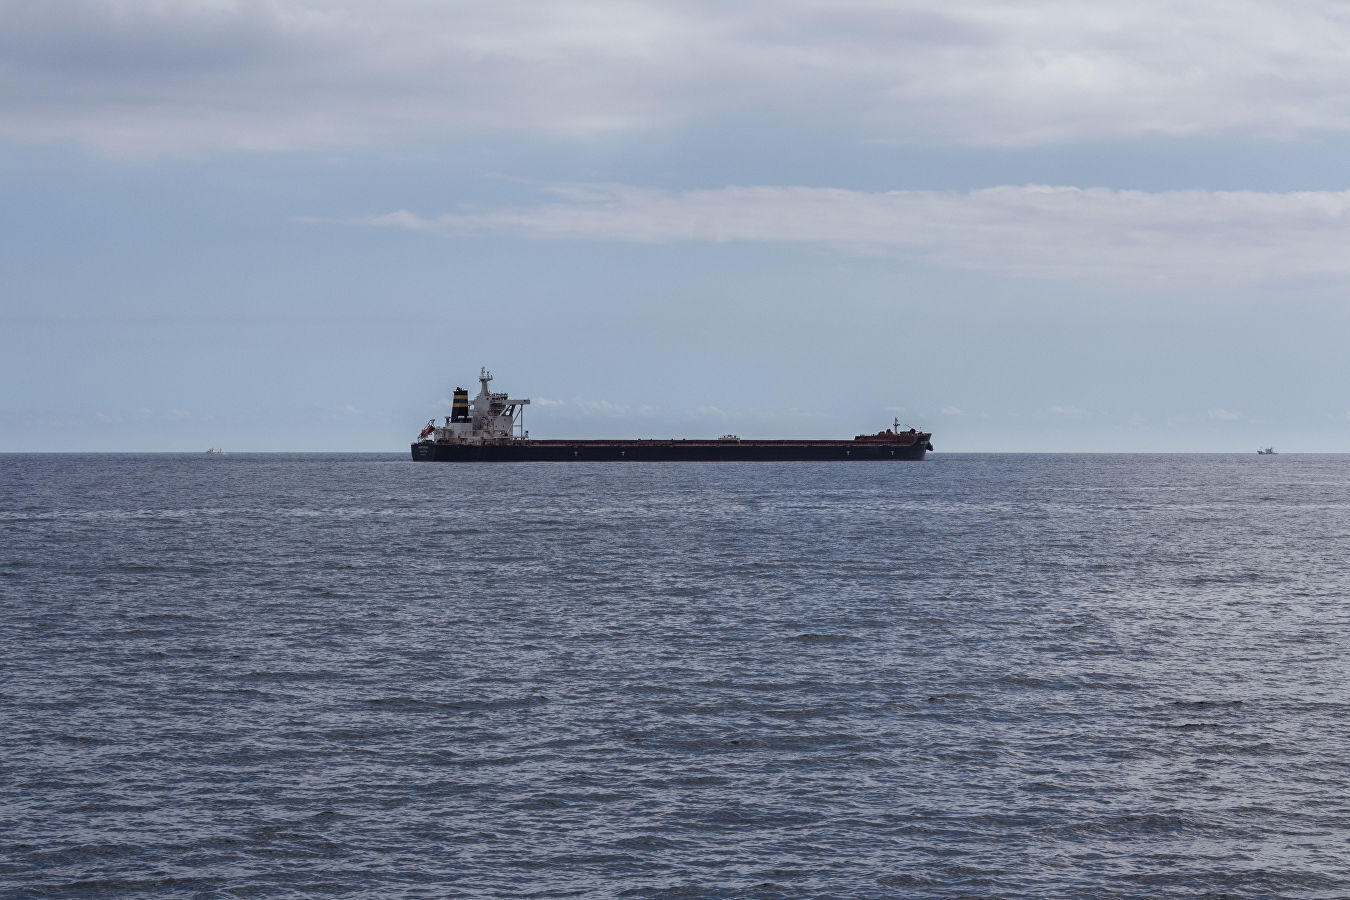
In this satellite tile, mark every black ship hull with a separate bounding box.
[411,438,931,462]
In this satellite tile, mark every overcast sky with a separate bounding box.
[5,0,1350,450]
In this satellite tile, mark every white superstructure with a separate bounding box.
[420,367,530,444]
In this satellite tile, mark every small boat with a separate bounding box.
[205,448,224,455]
[1257,447,1275,455]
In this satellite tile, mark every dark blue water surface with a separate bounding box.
[3,453,1349,898]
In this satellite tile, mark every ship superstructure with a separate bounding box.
[417,368,531,446]
[411,369,932,462]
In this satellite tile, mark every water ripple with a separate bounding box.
[3,453,1350,897]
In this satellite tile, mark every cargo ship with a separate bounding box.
[411,369,933,462]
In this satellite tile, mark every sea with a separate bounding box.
[3,453,1349,898]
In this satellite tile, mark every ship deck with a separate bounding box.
[412,437,931,462]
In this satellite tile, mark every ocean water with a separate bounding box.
[3,453,1349,898]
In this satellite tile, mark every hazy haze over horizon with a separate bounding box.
[5,0,1350,452]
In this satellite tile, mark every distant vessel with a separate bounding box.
[411,368,933,462]
[205,448,223,455]
[1257,447,1276,455]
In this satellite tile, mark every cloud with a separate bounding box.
[573,398,630,416]
[355,183,1350,285]
[1207,408,1241,420]
[6,1,1350,154]
[533,396,565,407]
[1047,405,1087,418]
[941,406,965,416]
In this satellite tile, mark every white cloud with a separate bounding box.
[573,398,630,416]
[6,0,1350,154]
[1047,405,1087,418]
[1208,408,1241,420]
[533,396,565,407]
[356,183,1350,285]
[941,406,965,416]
